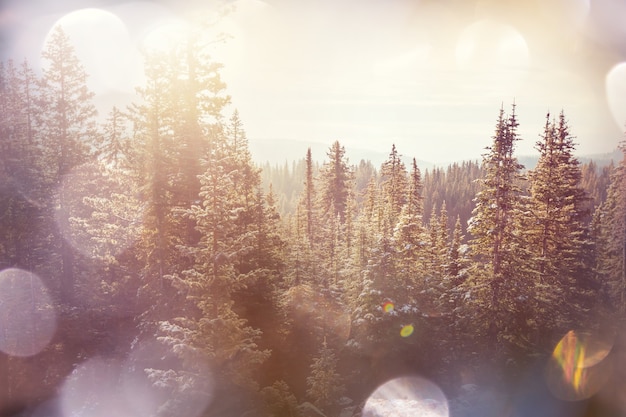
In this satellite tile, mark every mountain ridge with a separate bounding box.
[249,138,621,170]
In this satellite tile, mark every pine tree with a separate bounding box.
[306,340,344,412]
[99,106,131,169]
[467,104,531,357]
[596,143,626,315]
[303,147,317,245]
[39,26,98,301]
[380,144,409,230]
[526,112,596,344]
[0,59,43,270]
[318,140,352,224]
[161,123,270,399]
[393,158,426,286]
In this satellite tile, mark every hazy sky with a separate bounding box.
[2,0,626,163]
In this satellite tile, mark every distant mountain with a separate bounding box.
[249,138,622,171]
[248,138,435,170]
[517,148,621,170]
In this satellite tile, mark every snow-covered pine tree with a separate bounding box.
[595,142,626,315]
[526,111,596,346]
[466,104,532,357]
[40,26,98,301]
[306,340,345,412]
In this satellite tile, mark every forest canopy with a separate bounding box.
[1,18,626,417]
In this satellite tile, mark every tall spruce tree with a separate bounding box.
[596,143,626,315]
[380,144,409,231]
[40,26,98,301]
[393,158,426,300]
[319,140,352,224]
[467,104,531,357]
[0,59,42,270]
[526,112,596,345]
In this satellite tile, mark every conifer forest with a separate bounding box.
[2,13,626,417]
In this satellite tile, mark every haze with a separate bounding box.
[2,0,626,163]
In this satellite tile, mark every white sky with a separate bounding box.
[2,0,626,163]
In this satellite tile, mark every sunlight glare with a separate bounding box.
[605,62,626,131]
[456,20,529,71]
[140,18,190,53]
[44,8,141,95]
[373,44,432,75]
[455,20,529,97]
[0,268,56,357]
[210,0,272,82]
[545,329,613,401]
[60,358,135,417]
[538,0,590,29]
[363,376,449,417]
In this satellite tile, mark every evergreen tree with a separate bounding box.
[161,122,270,402]
[0,59,42,270]
[526,112,596,344]
[467,104,531,357]
[393,158,426,282]
[39,26,98,301]
[380,144,408,231]
[318,140,352,223]
[596,143,626,315]
[303,147,317,245]
[99,106,131,169]
[306,340,344,412]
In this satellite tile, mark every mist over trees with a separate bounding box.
[1,24,625,417]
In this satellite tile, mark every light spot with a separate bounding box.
[383,301,395,313]
[363,376,449,417]
[0,268,56,357]
[140,18,190,53]
[606,62,626,131]
[60,358,135,417]
[545,330,613,401]
[122,337,215,417]
[54,162,145,261]
[400,324,414,338]
[538,0,590,29]
[455,20,529,71]
[455,19,529,97]
[43,8,142,95]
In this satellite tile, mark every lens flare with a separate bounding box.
[455,20,529,71]
[43,8,141,95]
[400,324,414,338]
[122,337,215,417]
[606,62,626,132]
[54,162,145,261]
[0,268,57,357]
[383,301,395,313]
[61,358,135,417]
[363,376,449,417]
[140,18,190,53]
[455,19,529,97]
[545,330,613,401]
